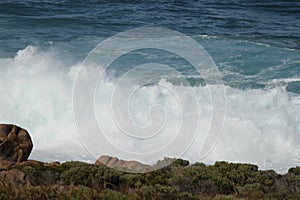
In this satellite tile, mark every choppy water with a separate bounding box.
[0,0,300,173]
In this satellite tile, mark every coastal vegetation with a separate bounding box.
[0,158,299,199]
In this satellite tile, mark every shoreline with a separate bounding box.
[29,149,297,175]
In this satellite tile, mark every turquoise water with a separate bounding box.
[1,0,299,91]
[0,0,300,173]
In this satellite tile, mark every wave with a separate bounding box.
[0,45,299,173]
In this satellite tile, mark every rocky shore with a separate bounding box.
[0,124,299,199]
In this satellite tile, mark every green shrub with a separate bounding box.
[0,158,299,199]
[173,159,190,167]
[288,166,300,175]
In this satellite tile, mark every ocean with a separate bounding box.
[0,0,299,173]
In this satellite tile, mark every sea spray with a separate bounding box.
[0,45,299,173]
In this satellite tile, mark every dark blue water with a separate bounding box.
[0,0,300,172]
[1,0,299,50]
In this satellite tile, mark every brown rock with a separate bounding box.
[18,159,44,166]
[0,124,33,162]
[0,160,15,169]
[96,155,112,166]
[17,160,61,167]
[95,155,153,173]
[44,162,61,167]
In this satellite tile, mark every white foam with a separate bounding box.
[0,46,299,173]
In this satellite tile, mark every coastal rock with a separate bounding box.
[95,155,153,172]
[44,161,61,167]
[0,160,15,169]
[0,124,33,162]
[18,159,44,166]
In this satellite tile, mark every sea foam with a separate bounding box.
[0,46,299,173]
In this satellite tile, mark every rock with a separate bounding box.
[44,161,61,167]
[0,124,33,162]
[0,160,15,169]
[95,155,153,173]
[18,159,44,166]
[17,160,61,168]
